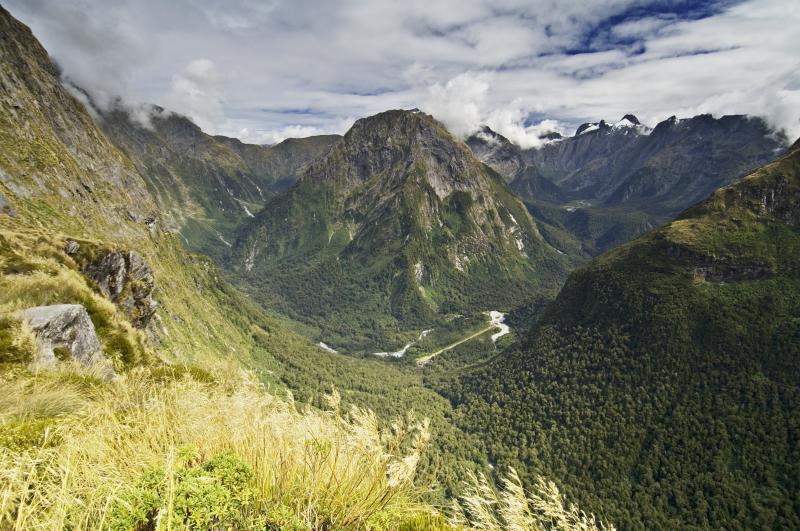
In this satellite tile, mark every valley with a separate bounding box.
[1,3,798,530]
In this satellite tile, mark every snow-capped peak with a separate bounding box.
[576,122,602,135]
[611,114,651,135]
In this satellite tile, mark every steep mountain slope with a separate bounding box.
[98,106,338,259]
[444,141,800,529]
[0,3,281,370]
[526,113,786,215]
[0,8,495,515]
[468,115,786,258]
[233,110,571,351]
[215,133,340,192]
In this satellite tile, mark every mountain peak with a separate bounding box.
[620,114,641,125]
[305,109,484,196]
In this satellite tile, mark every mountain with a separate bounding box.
[98,105,339,258]
[525,113,787,216]
[467,115,787,258]
[215,133,340,192]
[232,109,572,350]
[0,9,500,525]
[443,141,800,529]
[465,126,527,183]
[466,126,572,204]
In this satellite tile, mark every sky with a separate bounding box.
[7,0,800,147]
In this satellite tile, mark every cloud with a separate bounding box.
[422,72,490,137]
[234,117,356,145]
[421,74,565,148]
[163,59,225,131]
[5,0,799,144]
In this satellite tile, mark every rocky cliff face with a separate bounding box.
[0,6,155,230]
[72,243,158,329]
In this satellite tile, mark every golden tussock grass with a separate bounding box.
[0,364,440,530]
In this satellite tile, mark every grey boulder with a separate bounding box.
[21,304,114,378]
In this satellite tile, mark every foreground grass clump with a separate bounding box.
[0,363,611,530]
[0,365,440,530]
[452,468,614,531]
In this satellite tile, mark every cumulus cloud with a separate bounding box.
[235,117,356,145]
[422,74,565,148]
[5,0,799,144]
[423,73,490,137]
[163,59,225,131]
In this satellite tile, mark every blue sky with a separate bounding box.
[7,0,799,147]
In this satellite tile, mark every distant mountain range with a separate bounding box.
[468,113,788,256]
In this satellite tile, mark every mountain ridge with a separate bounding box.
[232,109,572,350]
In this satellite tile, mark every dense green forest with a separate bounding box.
[436,144,800,529]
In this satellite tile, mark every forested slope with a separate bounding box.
[443,141,800,529]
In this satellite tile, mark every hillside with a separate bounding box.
[232,109,573,351]
[443,141,800,529]
[0,7,499,528]
[98,106,339,259]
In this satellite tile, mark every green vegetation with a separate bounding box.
[0,366,439,529]
[440,146,800,529]
[232,111,571,351]
[527,198,661,258]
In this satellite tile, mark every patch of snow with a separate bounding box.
[555,248,565,255]
[242,204,255,218]
[216,232,232,247]
[611,117,652,135]
[577,123,600,135]
[488,310,510,343]
[612,117,637,128]
[509,213,518,225]
[245,243,259,272]
[414,261,425,282]
[454,253,469,272]
[318,342,337,353]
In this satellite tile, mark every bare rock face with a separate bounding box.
[64,239,80,254]
[82,250,157,328]
[21,304,113,378]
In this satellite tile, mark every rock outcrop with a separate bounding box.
[80,249,157,328]
[21,304,113,377]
